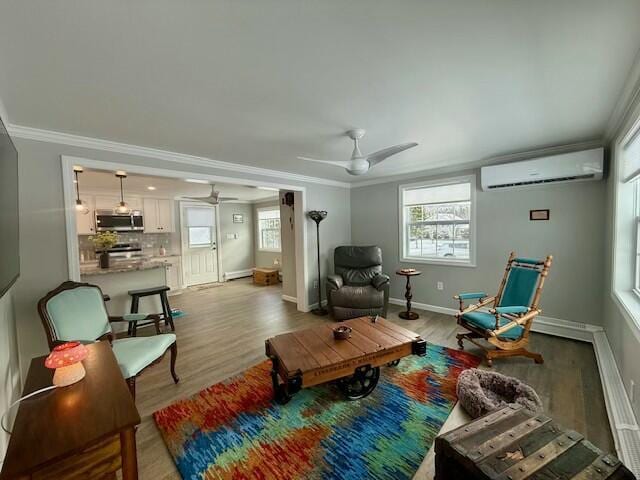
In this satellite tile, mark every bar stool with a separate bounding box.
[127,285,175,336]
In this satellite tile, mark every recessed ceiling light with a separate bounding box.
[185,178,209,184]
[147,186,156,190]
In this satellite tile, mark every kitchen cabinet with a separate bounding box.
[143,198,175,233]
[154,256,182,290]
[76,197,96,234]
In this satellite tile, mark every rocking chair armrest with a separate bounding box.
[454,292,488,300]
[457,296,495,315]
[490,309,541,337]
[371,273,390,291]
[490,306,529,315]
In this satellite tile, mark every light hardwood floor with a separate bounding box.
[134,278,614,479]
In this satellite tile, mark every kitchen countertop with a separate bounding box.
[80,260,166,276]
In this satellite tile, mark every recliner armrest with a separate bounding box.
[326,274,343,290]
[371,273,390,291]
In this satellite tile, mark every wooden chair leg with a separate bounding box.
[170,342,179,384]
[126,376,136,399]
[456,333,466,350]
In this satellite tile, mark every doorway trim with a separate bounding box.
[61,155,310,312]
[179,201,223,286]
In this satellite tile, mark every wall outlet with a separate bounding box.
[436,281,444,291]
[313,280,318,289]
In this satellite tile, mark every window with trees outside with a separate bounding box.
[258,207,281,252]
[399,176,475,265]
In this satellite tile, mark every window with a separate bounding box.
[634,158,640,297]
[257,207,281,252]
[185,206,214,248]
[399,176,475,266]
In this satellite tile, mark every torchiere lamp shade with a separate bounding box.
[45,341,89,387]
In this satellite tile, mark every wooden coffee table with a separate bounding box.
[265,316,427,404]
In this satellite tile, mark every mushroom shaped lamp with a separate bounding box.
[45,342,89,387]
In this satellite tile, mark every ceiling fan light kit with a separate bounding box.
[297,129,418,175]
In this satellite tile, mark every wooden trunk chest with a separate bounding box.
[253,268,279,286]
[435,405,635,480]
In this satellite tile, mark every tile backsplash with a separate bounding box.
[79,232,179,261]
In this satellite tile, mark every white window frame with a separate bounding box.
[611,109,640,337]
[257,206,281,253]
[635,180,640,299]
[398,174,476,267]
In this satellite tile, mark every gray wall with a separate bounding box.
[603,94,640,419]
[351,170,606,326]
[0,288,21,461]
[10,137,351,376]
[253,199,281,268]
[218,202,254,275]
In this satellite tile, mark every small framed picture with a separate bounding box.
[529,209,550,221]
[232,214,244,224]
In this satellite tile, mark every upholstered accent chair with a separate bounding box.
[454,252,553,366]
[38,281,179,398]
[326,246,390,320]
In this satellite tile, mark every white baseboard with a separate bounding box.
[304,299,328,312]
[388,296,639,474]
[224,269,253,281]
[281,295,297,303]
[592,331,640,475]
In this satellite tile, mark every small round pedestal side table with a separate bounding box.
[395,269,422,320]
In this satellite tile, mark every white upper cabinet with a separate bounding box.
[143,198,174,233]
[76,197,96,234]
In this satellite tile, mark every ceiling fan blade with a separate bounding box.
[183,196,218,204]
[218,196,239,201]
[366,142,418,167]
[297,156,351,168]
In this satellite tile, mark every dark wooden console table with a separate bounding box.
[0,341,141,480]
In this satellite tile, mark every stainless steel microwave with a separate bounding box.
[95,210,144,232]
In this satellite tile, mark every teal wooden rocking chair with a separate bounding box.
[38,281,179,398]
[454,252,553,366]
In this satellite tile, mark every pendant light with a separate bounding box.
[114,171,131,214]
[73,166,89,215]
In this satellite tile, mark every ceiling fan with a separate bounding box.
[183,184,238,205]
[297,129,418,175]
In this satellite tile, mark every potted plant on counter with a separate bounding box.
[89,231,118,269]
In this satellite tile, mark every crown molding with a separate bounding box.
[350,139,604,188]
[605,47,640,142]
[6,124,351,189]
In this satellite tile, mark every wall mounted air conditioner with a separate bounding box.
[480,147,604,191]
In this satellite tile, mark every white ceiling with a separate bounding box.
[79,169,279,202]
[1,1,639,182]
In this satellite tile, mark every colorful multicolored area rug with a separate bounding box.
[154,344,480,480]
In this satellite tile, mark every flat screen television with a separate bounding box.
[0,115,19,298]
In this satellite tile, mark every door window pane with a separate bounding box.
[189,226,212,247]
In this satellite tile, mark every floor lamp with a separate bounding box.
[308,210,328,316]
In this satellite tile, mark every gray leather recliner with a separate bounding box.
[326,246,390,321]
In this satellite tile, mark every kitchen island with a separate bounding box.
[80,259,168,328]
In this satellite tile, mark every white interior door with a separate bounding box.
[181,203,219,286]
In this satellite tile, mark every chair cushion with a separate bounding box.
[329,285,384,309]
[461,311,523,340]
[45,286,112,342]
[456,368,543,418]
[334,246,383,286]
[111,334,176,379]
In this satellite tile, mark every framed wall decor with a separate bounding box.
[529,209,550,221]
[232,214,244,223]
